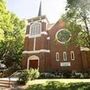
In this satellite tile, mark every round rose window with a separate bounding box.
[56,29,71,44]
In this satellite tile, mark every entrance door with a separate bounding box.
[29,60,38,69]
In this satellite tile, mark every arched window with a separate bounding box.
[30,22,41,37]
[63,52,67,61]
[70,51,75,60]
[56,52,59,61]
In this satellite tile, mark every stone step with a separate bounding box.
[0,83,10,88]
[0,80,15,83]
[0,79,16,88]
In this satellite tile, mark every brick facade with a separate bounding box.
[22,16,90,73]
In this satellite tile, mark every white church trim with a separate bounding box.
[41,31,48,35]
[25,34,29,37]
[25,31,48,38]
[23,49,50,54]
[33,37,36,51]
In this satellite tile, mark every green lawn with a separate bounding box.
[26,79,90,90]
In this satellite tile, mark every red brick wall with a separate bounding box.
[22,18,90,73]
[24,37,34,51]
[81,51,90,71]
[47,20,83,72]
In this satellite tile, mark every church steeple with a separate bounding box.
[28,1,49,23]
[38,1,42,16]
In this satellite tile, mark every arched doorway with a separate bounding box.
[27,55,39,69]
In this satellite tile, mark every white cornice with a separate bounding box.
[80,47,90,51]
[41,31,48,35]
[25,34,41,38]
[25,31,48,38]
[25,34,29,37]
[23,49,50,54]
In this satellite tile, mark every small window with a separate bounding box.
[56,52,59,61]
[30,22,41,37]
[70,51,75,60]
[63,52,67,61]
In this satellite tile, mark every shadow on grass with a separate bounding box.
[26,81,90,90]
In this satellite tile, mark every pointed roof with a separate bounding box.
[38,1,41,16]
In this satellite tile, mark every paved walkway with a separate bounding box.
[27,79,90,85]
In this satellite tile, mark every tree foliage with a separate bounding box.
[63,0,90,48]
[0,0,25,68]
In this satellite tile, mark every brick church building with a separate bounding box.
[22,3,90,73]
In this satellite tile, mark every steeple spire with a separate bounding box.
[38,1,42,16]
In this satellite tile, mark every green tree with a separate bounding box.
[0,0,25,69]
[63,0,90,48]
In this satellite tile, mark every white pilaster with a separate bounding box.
[33,37,36,51]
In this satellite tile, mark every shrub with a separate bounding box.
[26,82,90,90]
[2,68,14,77]
[39,73,55,79]
[17,70,29,85]
[17,68,40,85]
[62,70,72,78]
[83,73,89,78]
[2,64,21,77]
[28,68,40,80]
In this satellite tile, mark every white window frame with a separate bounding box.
[70,51,75,60]
[63,52,67,61]
[56,52,59,61]
[29,22,41,38]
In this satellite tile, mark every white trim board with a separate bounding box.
[23,49,50,54]
[25,31,48,38]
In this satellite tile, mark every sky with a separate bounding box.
[6,0,67,23]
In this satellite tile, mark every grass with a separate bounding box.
[26,79,90,90]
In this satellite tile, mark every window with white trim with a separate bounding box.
[56,52,59,61]
[70,51,75,60]
[30,22,41,37]
[63,52,67,61]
